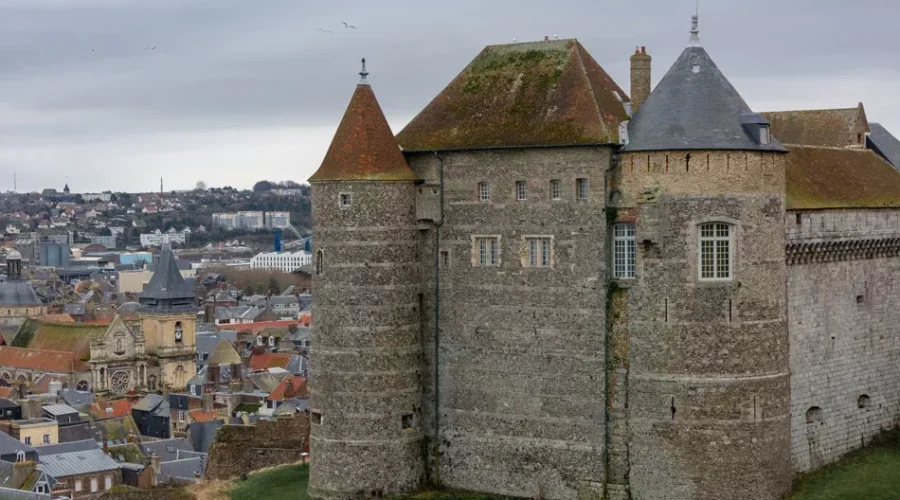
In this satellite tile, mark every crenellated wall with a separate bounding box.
[786,208,900,472]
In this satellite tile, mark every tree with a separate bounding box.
[98,227,112,236]
[267,277,281,296]
[253,180,275,192]
[195,181,207,191]
[242,284,255,297]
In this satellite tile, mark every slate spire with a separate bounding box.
[138,246,195,313]
[308,61,419,182]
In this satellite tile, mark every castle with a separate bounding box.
[308,15,900,500]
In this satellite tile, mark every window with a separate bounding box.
[339,193,352,208]
[515,181,527,201]
[105,476,112,490]
[43,434,49,444]
[75,480,83,492]
[478,182,490,202]
[525,238,552,268]
[474,237,500,267]
[24,437,30,445]
[178,411,185,422]
[576,178,589,200]
[15,451,24,463]
[806,406,823,424]
[760,125,771,145]
[401,413,415,430]
[440,251,450,268]
[91,478,98,492]
[858,395,872,409]
[550,179,561,200]
[315,250,324,276]
[613,223,636,279]
[699,223,732,280]
[311,412,323,425]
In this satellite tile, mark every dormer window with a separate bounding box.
[759,125,771,145]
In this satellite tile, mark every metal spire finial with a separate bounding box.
[359,57,369,85]
[689,0,701,46]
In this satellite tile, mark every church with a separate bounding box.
[0,247,197,395]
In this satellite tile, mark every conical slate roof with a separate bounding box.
[623,46,785,153]
[396,39,631,151]
[139,246,195,313]
[309,77,418,182]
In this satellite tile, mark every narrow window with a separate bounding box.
[440,251,450,268]
[550,179,561,200]
[857,133,863,144]
[315,250,324,276]
[760,125,771,145]
[478,182,490,202]
[858,395,871,409]
[795,213,802,225]
[105,476,112,490]
[91,478,98,492]
[339,193,352,208]
[43,433,49,444]
[24,437,30,445]
[401,413,415,430]
[805,406,823,424]
[515,181,527,201]
[474,237,500,266]
[525,238,552,268]
[613,223,636,279]
[699,223,732,280]
[75,481,83,492]
[311,412,323,425]
[576,178,589,200]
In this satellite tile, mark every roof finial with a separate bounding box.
[689,0,701,46]
[358,57,369,85]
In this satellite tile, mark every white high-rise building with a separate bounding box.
[249,250,311,273]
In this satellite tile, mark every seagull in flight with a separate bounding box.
[341,22,357,29]
[317,28,333,34]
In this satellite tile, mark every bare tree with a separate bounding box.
[195,181,207,191]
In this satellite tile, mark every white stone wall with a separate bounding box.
[786,208,900,473]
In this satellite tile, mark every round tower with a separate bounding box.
[308,60,424,500]
[612,16,792,500]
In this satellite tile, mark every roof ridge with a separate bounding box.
[0,345,77,356]
[764,107,858,114]
[572,41,607,139]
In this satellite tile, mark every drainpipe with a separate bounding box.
[431,151,445,486]
[603,152,617,494]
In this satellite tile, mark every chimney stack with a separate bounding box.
[202,393,214,413]
[630,46,652,114]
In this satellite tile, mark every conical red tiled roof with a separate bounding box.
[309,83,419,182]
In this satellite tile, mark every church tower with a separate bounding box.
[307,60,424,500]
[609,14,792,499]
[138,246,197,391]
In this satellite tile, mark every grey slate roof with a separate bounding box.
[133,394,164,412]
[58,390,94,408]
[0,431,36,456]
[0,460,15,488]
[0,281,42,307]
[623,46,787,153]
[868,123,900,170]
[187,420,222,454]
[140,438,194,462]
[39,448,120,478]
[159,457,204,483]
[58,422,93,443]
[42,404,79,417]
[33,439,98,455]
[139,247,195,313]
[0,486,50,500]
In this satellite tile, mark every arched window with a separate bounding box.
[858,395,872,409]
[316,250,324,276]
[806,406,823,424]
[15,451,25,463]
[115,339,125,355]
[699,222,733,280]
[256,335,263,346]
[76,380,89,391]
[268,336,275,347]
[147,375,157,391]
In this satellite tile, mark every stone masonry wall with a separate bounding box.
[613,150,792,500]
[786,208,900,472]
[407,147,610,500]
[205,415,309,480]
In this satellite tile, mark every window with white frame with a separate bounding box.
[339,193,352,208]
[473,236,500,266]
[105,476,112,490]
[550,179,561,200]
[613,223,636,279]
[699,222,732,280]
[516,181,527,201]
[759,125,771,145]
[91,478,98,492]
[75,480,83,492]
[576,178,589,200]
[478,182,491,202]
[525,237,552,268]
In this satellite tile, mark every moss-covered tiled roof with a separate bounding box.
[763,104,869,148]
[396,39,630,151]
[786,145,900,209]
[309,83,419,182]
[13,318,107,360]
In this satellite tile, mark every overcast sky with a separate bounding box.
[1,0,898,193]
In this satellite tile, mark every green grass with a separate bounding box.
[391,490,514,500]
[228,463,308,500]
[789,429,900,500]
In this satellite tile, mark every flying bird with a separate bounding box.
[317,28,333,34]
[341,22,357,29]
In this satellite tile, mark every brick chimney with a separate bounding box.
[149,454,161,487]
[202,393,214,413]
[284,377,295,399]
[207,363,220,384]
[630,46,652,114]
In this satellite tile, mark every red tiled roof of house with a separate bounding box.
[268,375,307,401]
[0,346,87,372]
[188,409,219,423]
[91,399,136,420]
[248,352,293,372]
[0,387,14,398]
[309,78,419,182]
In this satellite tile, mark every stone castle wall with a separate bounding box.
[785,208,900,472]
[407,147,611,500]
[612,150,792,500]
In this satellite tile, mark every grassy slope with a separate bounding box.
[789,430,900,500]
[228,463,308,500]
